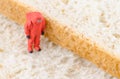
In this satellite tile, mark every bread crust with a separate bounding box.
[0,0,120,78]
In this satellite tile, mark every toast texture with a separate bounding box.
[0,14,116,79]
[0,0,120,78]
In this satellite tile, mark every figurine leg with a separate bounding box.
[34,36,41,51]
[28,39,34,53]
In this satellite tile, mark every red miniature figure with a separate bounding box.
[24,12,46,53]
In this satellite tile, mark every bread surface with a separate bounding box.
[0,14,117,79]
[0,0,120,78]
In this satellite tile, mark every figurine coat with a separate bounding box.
[24,12,46,53]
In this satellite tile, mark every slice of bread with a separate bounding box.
[0,14,116,79]
[0,0,120,78]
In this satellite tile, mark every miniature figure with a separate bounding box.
[24,12,46,53]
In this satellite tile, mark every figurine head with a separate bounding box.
[26,12,43,25]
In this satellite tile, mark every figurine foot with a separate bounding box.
[38,48,41,51]
[35,47,41,51]
[29,51,33,53]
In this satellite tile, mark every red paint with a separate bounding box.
[24,12,46,53]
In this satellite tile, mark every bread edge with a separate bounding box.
[0,0,120,78]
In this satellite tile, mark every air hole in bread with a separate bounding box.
[61,9,65,14]
[74,1,77,4]
[113,33,120,39]
[99,13,109,27]
[61,0,69,4]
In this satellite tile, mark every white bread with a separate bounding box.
[0,14,116,79]
[0,0,120,78]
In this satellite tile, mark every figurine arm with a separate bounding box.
[24,23,30,36]
[41,18,46,35]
